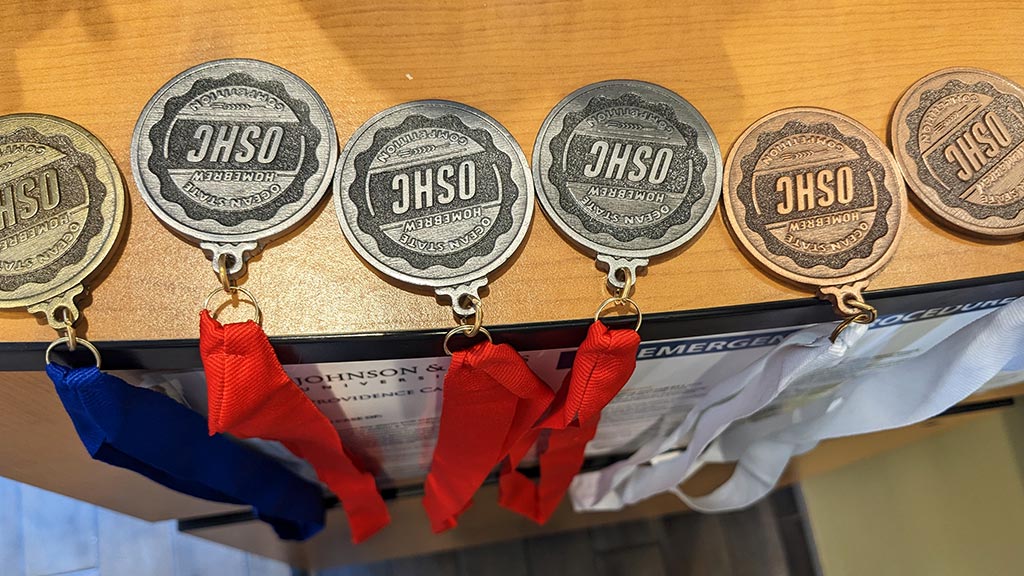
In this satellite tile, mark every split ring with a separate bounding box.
[45,337,102,369]
[204,286,263,325]
[594,297,643,332]
[443,324,493,356]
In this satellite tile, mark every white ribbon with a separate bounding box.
[675,295,1024,513]
[570,321,866,511]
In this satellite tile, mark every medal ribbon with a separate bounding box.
[46,363,326,541]
[498,321,640,524]
[199,311,390,543]
[679,296,1024,513]
[422,339,554,533]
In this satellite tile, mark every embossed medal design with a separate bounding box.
[892,67,1024,237]
[0,114,124,330]
[131,58,337,277]
[724,108,906,331]
[533,80,722,289]
[335,100,532,316]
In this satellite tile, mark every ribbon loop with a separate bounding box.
[498,321,641,524]
[569,321,864,513]
[46,363,326,541]
[199,310,389,543]
[683,296,1024,513]
[423,339,554,532]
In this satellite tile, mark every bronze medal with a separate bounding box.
[892,67,1024,237]
[723,107,906,327]
[0,114,125,331]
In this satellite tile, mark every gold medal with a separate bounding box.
[0,114,125,335]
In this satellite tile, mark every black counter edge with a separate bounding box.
[5,271,1024,371]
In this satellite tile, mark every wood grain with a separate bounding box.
[1,0,1024,344]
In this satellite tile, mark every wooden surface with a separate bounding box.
[1,0,1023,567]
[1,0,1024,343]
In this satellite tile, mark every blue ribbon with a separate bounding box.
[46,363,326,541]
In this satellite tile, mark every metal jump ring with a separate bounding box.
[616,267,635,299]
[45,337,101,369]
[204,286,263,325]
[218,254,233,292]
[830,297,877,342]
[594,297,643,332]
[443,324,493,356]
[59,307,78,352]
[456,296,484,339]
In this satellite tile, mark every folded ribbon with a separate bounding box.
[199,311,389,543]
[47,363,325,541]
[681,296,1024,512]
[423,339,554,532]
[570,322,865,512]
[500,321,641,523]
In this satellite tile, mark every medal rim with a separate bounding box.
[333,99,535,290]
[891,66,1024,237]
[532,79,723,259]
[0,113,126,310]
[723,106,907,288]
[129,57,338,247]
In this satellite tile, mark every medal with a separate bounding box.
[132,59,389,543]
[335,100,533,316]
[498,80,723,524]
[1,114,326,539]
[335,100,552,531]
[723,107,907,338]
[532,80,722,291]
[131,58,337,278]
[0,114,124,338]
[892,67,1024,237]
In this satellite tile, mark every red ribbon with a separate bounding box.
[422,339,554,533]
[199,311,390,543]
[498,321,640,523]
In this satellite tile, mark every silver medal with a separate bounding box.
[334,101,533,315]
[130,58,337,278]
[533,80,722,288]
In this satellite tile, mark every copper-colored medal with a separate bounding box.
[892,67,1024,237]
[723,107,906,327]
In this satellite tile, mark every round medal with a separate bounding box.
[334,100,533,315]
[533,80,722,288]
[723,107,906,319]
[0,114,125,328]
[892,67,1024,237]
[130,58,337,277]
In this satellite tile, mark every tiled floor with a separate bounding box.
[316,489,816,576]
[0,476,294,576]
[0,473,815,576]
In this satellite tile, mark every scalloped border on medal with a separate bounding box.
[130,59,337,264]
[0,114,125,314]
[532,79,723,260]
[334,100,534,291]
[892,67,1024,237]
[723,107,906,289]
